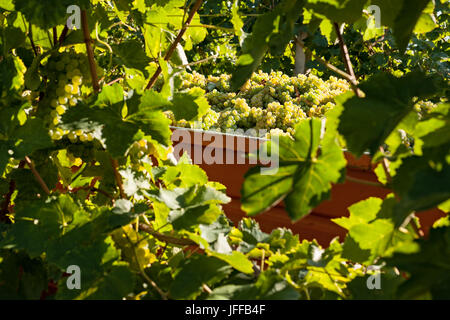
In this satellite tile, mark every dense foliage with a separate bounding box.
[0,0,448,301]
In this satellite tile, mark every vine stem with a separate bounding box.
[333,22,364,98]
[334,23,394,188]
[202,284,212,294]
[52,27,57,47]
[81,10,100,93]
[378,146,393,184]
[174,54,219,70]
[334,23,424,239]
[24,156,50,195]
[345,175,385,188]
[138,223,197,246]
[0,180,15,222]
[110,158,126,199]
[145,0,204,90]
[105,77,123,86]
[121,227,168,300]
[334,24,356,84]
[261,249,265,271]
[58,25,69,45]
[28,23,38,56]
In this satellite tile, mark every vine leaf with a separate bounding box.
[241,118,346,221]
[170,254,232,300]
[371,0,433,53]
[333,197,382,230]
[147,185,231,231]
[206,250,254,274]
[305,0,366,23]
[342,219,394,265]
[337,71,439,157]
[111,40,151,74]
[170,87,211,121]
[61,84,172,157]
[13,0,90,30]
[385,226,450,299]
[231,0,304,90]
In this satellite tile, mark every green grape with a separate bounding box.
[58,74,68,83]
[55,61,65,71]
[68,131,78,142]
[52,116,60,126]
[61,54,71,64]
[79,133,88,142]
[71,85,79,95]
[64,84,74,93]
[58,96,68,105]
[56,86,66,97]
[69,98,78,107]
[50,129,63,140]
[56,105,66,115]
[86,133,94,142]
[72,76,83,86]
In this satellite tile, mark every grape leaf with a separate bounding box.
[0,56,26,93]
[169,87,211,121]
[305,0,366,23]
[13,0,90,30]
[169,255,232,299]
[206,250,254,274]
[371,0,433,53]
[241,118,346,221]
[111,40,151,74]
[338,71,439,157]
[342,219,394,264]
[347,272,404,300]
[333,197,382,230]
[385,226,450,299]
[392,150,450,215]
[148,185,231,230]
[61,84,172,157]
[231,0,304,90]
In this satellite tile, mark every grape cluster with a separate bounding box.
[414,100,437,118]
[129,139,157,159]
[42,48,102,142]
[111,225,155,272]
[200,109,220,130]
[166,70,353,136]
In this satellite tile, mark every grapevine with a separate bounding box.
[0,0,448,303]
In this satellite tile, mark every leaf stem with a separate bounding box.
[110,158,126,199]
[332,22,364,98]
[145,0,204,90]
[52,27,57,47]
[174,54,219,70]
[121,227,168,300]
[345,175,385,188]
[202,283,212,294]
[81,10,100,93]
[261,249,265,271]
[138,223,197,246]
[58,25,69,46]
[24,156,50,195]
[28,23,38,56]
[378,146,393,184]
[0,180,15,222]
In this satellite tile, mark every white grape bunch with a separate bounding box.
[42,48,102,142]
[162,70,353,136]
